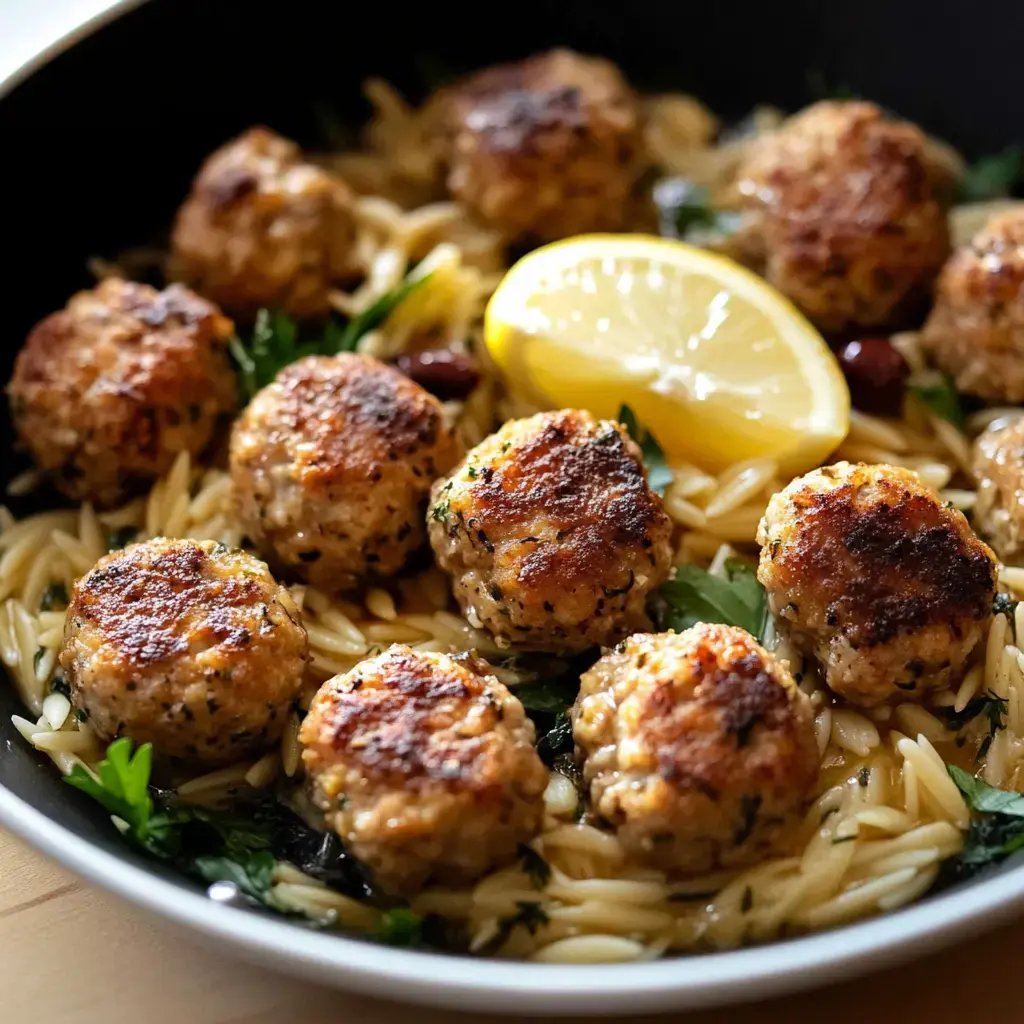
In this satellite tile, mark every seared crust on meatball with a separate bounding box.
[757,462,996,706]
[300,646,548,894]
[920,210,1024,402]
[973,417,1024,561]
[170,127,357,318]
[231,353,462,590]
[444,49,646,243]
[427,410,673,652]
[60,538,307,763]
[732,101,950,332]
[7,279,237,507]
[573,625,817,874]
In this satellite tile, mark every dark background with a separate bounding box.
[0,0,1022,928]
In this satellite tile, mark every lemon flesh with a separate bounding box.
[485,235,850,475]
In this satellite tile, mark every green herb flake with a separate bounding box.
[617,404,672,495]
[430,499,451,523]
[957,146,1023,203]
[947,766,1024,874]
[654,179,743,243]
[518,844,552,889]
[909,376,966,430]
[375,907,425,948]
[40,582,69,612]
[657,560,769,643]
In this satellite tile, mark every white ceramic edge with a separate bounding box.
[4,2,1024,1014]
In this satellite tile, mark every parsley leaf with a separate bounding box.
[65,737,155,846]
[909,375,966,430]
[657,560,769,642]
[946,767,1024,874]
[518,844,552,889]
[957,146,1023,203]
[193,851,276,900]
[617,404,672,495]
[334,272,431,352]
[375,907,425,947]
[653,179,743,243]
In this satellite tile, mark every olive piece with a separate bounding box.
[394,349,481,401]
[835,337,909,417]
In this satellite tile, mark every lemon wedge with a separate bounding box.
[484,235,850,475]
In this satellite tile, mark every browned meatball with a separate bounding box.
[920,210,1024,402]
[757,462,996,706]
[170,127,357,318]
[61,538,308,764]
[7,279,237,507]
[300,646,548,895]
[732,101,950,332]
[427,410,674,653]
[231,353,462,590]
[444,49,646,243]
[974,416,1024,561]
[573,625,818,874]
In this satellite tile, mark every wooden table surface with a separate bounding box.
[1,828,1014,1024]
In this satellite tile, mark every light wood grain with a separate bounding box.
[0,826,1010,1023]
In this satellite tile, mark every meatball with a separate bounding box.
[920,210,1024,402]
[427,410,674,653]
[974,416,1024,561]
[231,353,462,590]
[732,101,950,332]
[444,49,646,243]
[300,646,548,895]
[573,625,818,874]
[170,127,357,318]
[60,538,307,764]
[757,462,996,706]
[7,279,237,507]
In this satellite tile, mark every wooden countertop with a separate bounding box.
[1,827,1011,1024]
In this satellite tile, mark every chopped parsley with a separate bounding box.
[39,582,68,612]
[956,146,1023,203]
[375,907,425,947]
[430,499,451,523]
[909,375,966,430]
[518,844,552,889]
[617,404,672,495]
[947,766,1024,875]
[496,901,550,943]
[653,178,743,243]
[657,560,769,644]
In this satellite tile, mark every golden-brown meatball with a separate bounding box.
[231,353,462,590]
[443,49,646,243]
[920,210,1024,402]
[170,127,357,318]
[973,416,1024,561]
[732,101,950,332]
[7,279,237,508]
[60,538,307,764]
[427,410,673,653]
[573,625,817,874]
[300,646,548,895]
[757,462,996,706]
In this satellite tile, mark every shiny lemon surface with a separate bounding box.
[484,235,850,475]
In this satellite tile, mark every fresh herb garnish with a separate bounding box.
[947,766,1024,875]
[107,526,138,552]
[512,678,579,714]
[333,272,431,352]
[657,560,769,643]
[518,844,552,889]
[535,711,574,766]
[375,907,425,947]
[498,901,550,940]
[910,375,966,429]
[934,690,1007,760]
[39,582,68,612]
[956,146,1023,203]
[617,404,672,495]
[430,499,451,523]
[653,179,743,243]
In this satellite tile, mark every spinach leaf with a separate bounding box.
[957,146,1023,203]
[617,404,672,495]
[535,712,574,766]
[946,766,1024,875]
[909,376,966,430]
[512,678,579,714]
[657,560,769,642]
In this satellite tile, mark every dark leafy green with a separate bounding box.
[947,767,1024,875]
[512,678,579,714]
[657,560,769,643]
[653,179,743,243]
[957,146,1023,203]
[518,844,552,889]
[909,376,966,430]
[617,404,672,495]
[934,691,1007,761]
[535,712,573,766]
[334,273,430,352]
[375,907,426,947]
